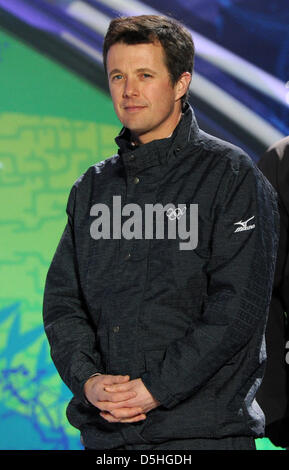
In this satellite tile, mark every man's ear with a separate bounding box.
[175,72,192,102]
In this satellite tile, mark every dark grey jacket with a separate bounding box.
[43,105,279,450]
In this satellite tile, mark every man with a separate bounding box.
[43,15,279,450]
[256,136,289,448]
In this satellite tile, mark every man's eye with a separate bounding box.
[142,73,152,78]
[112,75,123,81]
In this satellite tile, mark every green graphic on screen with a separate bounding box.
[0,29,283,450]
[0,29,120,450]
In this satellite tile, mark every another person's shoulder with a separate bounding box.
[257,136,289,187]
[258,136,289,169]
[265,136,289,161]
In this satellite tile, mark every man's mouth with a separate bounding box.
[123,105,147,113]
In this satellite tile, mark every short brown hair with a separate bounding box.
[103,15,195,106]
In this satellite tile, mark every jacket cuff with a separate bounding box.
[141,370,179,409]
[70,361,104,405]
[82,373,102,406]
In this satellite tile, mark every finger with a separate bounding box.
[95,401,129,413]
[104,382,133,393]
[95,400,139,412]
[104,391,137,403]
[103,375,130,385]
[100,411,146,423]
[96,402,143,417]
[97,390,136,406]
[110,406,144,419]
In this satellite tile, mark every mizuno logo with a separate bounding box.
[234,216,255,233]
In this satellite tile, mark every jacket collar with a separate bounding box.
[115,104,199,174]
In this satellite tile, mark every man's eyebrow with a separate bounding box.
[108,67,156,78]
[135,68,156,74]
[108,68,122,78]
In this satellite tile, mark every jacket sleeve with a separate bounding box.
[43,184,104,402]
[258,148,289,315]
[141,155,279,409]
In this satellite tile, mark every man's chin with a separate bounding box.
[121,122,148,138]
[129,127,151,143]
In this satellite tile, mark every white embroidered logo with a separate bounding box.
[166,206,187,221]
[234,216,255,233]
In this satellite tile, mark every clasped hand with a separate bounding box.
[84,374,160,423]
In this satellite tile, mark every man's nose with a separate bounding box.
[122,77,139,98]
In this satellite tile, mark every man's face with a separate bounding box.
[106,41,189,144]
